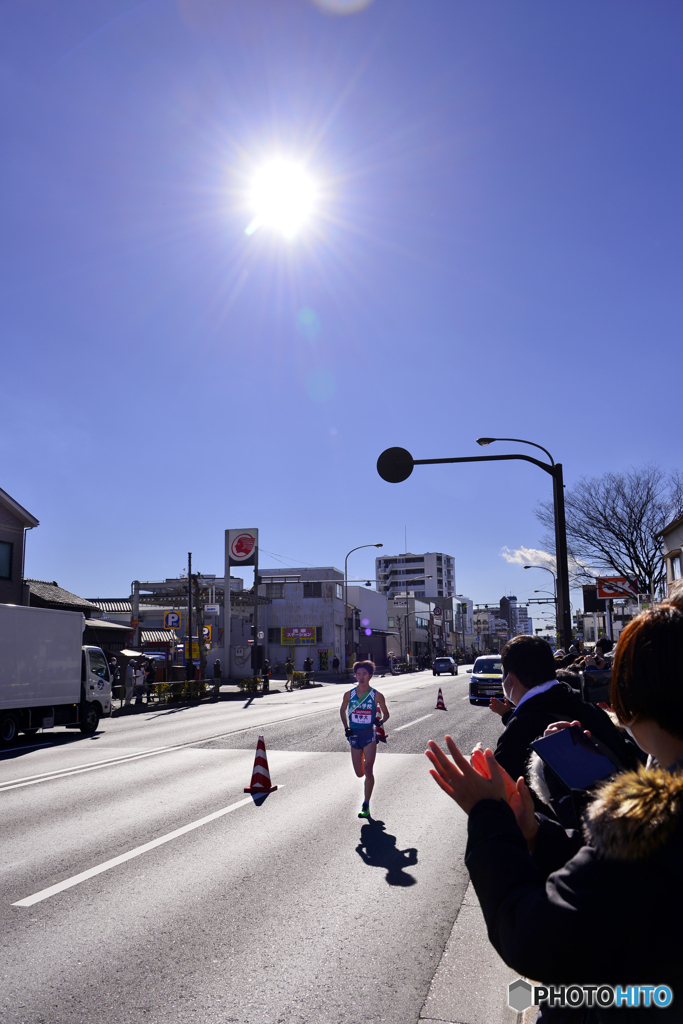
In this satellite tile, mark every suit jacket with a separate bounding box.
[493,681,639,796]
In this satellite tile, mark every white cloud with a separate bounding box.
[500,546,556,570]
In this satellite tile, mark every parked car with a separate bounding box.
[468,655,503,706]
[433,656,457,676]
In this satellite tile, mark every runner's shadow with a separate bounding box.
[356,819,418,887]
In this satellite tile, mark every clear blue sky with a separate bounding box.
[2,0,681,610]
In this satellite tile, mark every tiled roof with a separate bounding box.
[141,629,178,644]
[26,579,99,612]
[89,599,173,613]
[83,618,132,632]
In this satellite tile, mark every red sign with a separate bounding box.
[596,577,639,600]
[227,528,258,566]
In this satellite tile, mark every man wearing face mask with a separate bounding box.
[491,635,638,806]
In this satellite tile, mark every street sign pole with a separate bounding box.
[224,532,231,683]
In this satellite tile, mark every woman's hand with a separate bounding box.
[426,737,506,814]
[543,719,591,739]
[470,747,539,850]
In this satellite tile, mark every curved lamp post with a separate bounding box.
[376,440,572,650]
[524,564,558,639]
[345,543,383,669]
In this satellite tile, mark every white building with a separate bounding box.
[259,566,345,672]
[376,551,455,599]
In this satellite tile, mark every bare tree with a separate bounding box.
[535,465,683,596]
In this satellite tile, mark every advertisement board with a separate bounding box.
[281,626,316,645]
[226,528,258,567]
[596,577,639,600]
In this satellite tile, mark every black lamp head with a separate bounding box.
[377,447,414,484]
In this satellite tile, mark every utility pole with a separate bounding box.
[186,552,194,682]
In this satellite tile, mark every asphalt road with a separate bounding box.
[0,668,504,1024]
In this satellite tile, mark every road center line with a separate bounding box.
[393,714,433,732]
[0,706,339,793]
[12,793,262,907]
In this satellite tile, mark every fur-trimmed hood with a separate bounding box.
[583,767,683,861]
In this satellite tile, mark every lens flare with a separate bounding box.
[246,159,316,239]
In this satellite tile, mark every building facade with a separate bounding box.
[376,551,455,599]
[0,487,39,606]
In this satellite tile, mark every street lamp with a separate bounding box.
[524,563,558,640]
[376,438,573,650]
[345,543,382,670]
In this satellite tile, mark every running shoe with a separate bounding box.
[358,802,370,818]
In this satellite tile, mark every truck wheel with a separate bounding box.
[80,704,100,735]
[0,713,19,745]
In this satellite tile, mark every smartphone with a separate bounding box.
[531,726,622,792]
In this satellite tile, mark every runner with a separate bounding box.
[340,660,390,818]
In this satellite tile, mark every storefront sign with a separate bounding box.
[226,528,258,567]
[282,626,316,645]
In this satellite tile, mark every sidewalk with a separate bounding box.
[419,880,525,1024]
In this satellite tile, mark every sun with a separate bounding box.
[246,159,317,239]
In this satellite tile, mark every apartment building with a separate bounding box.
[376,551,455,599]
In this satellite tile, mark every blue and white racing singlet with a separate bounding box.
[348,687,376,730]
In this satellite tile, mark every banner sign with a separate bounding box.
[596,576,639,600]
[226,528,258,567]
[281,626,316,645]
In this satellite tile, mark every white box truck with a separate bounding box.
[0,604,112,744]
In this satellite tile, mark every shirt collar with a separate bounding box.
[513,678,560,712]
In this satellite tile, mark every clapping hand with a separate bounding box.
[489,697,511,716]
[470,747,538,849]
[426,736,507,814]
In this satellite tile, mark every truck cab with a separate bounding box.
[80,646,112,731]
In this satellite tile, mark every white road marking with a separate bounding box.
[12,790,280,907]
[393,714,433,732]
[0,706,339,793]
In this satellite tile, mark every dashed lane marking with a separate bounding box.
[393,714,434,732]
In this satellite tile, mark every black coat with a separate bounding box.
[465,766,683,1021]
[493,682,639,802]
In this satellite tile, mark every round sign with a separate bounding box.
[433,606,442,617]
[230,532,257,562]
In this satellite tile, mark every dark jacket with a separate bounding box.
[466,767,683,1021]
[493,682,639,804]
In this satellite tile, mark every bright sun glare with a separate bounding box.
[246,159,316,239]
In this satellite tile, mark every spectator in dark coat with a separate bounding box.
[426,606,683,1022]
[490,635,638,807]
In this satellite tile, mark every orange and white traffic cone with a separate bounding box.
[435,687,447,710]
[244,734,278,793]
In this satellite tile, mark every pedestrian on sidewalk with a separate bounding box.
[340,660,390,819]
[144,658,156,702]
[134,661,145,707]
[332,655,340,675]
[285,656,294,691]
[212,658,222,697]
[124,659,135,706]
